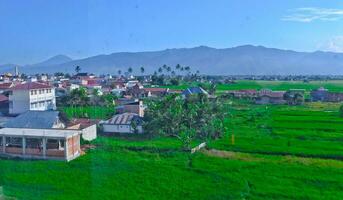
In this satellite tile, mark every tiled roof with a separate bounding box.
[12,82,52,90]
[144,88,168,92]
[0,94,8,102]
[4,111,60,129]
[0,82,13,89]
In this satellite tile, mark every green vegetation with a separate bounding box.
[1,133,343,199]
[2,80,343,199]
[144,94,226,149]
[210,100,343,158]
[163,80,343,94]
[62,106,115,119]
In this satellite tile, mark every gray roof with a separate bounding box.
[182,87,209,96]
[3,111,61,129]
[105,113,142,125]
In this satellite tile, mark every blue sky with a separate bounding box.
[0,0,343,64]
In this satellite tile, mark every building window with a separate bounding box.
[34,90,37,95]
[30,90,34,95]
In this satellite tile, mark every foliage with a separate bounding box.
[1,135,343,199]
[62,106,115,119]
[67,87,90,106]
[75,65,81,74]
[339,104,343,117]
[144,94,227,150]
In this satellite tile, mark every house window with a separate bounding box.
[30,90,34,95]
[34,90,37,95]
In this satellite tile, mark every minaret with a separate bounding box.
[14,66,19,76]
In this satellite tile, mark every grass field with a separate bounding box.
[1,98,343,199]
[1,134,343,199]
[164,80,343,93]
[62,106,115,119]
[210,100,343,158]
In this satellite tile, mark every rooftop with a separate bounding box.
[0,128,79,138]
[12,82,52,90]
[3,111,62,129]
[104,112,141,125]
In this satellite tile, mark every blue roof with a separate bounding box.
[3,111,61,129]
[182,87,208,96]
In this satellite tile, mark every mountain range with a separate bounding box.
[1,45,343,75]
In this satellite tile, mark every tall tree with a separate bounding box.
[75,66,81,74]
[117,69,122,76]
[128,67,133,75]
[144,94,227,150]
[140,67,145,75]
[158,67,163,74]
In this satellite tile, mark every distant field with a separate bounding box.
[210,101,343,158]
[164,80,343,93]
[217,80,343,92]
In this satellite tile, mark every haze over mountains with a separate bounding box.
[1,45,343,75]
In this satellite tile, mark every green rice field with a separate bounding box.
[2,81,343,199]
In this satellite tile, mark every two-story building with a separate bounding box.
[9,82,56,115]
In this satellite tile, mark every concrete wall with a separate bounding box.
[103,124,143,134]
[81,124,97,141]
[9,90,30,114]
[9,88,56,114]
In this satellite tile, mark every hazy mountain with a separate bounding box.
[29,54,73,67]
[4,45,343,75]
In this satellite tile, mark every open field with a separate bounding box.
[1,100,343,199]
[210,101,343,158]
[164,80,343,93]
[1,134,343,199]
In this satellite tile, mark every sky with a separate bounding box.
[0,0,343,65]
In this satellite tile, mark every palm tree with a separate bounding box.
[158,67,163,74]
[140,67,145,75]
[184,66,190,73]
[128,67,133,75]
[117,69,122,76]
[166,66,171,74]
[75,66,81,74]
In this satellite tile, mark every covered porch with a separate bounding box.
[0,128,81,161]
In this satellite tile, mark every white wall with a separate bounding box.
[9,88,56,114]
[103,124,143,134]
[81,124,97,141]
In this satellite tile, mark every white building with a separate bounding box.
[101,113,143,134]
[9,82,56,115]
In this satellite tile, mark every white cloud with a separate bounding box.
[282,7,343,22]
[319,36,343,53]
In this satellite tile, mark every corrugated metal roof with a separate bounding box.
[105,113,140,125]
[4,111,60,129]
[182,87,209,96]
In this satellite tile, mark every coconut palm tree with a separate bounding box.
[128,67,133,75]
[140,67,145,75]
[75,66,81,74]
